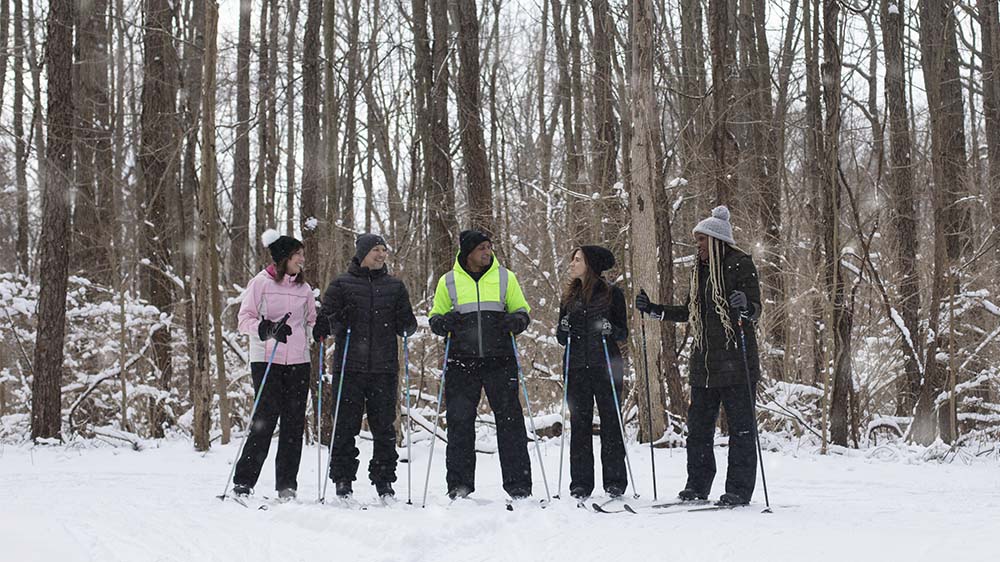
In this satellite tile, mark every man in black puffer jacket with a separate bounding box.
[636,206,762,507]
[313,233,417,499]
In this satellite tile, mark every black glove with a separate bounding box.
[502,312,529,335]
[312,322,328,343]
[558,316,571,333]
[430,311,461,337]
[334,303,353,325]
[400,322,417,337]
[599,318,613,336]
[729,290,748,312]
[258,317,293,343]
[635,289,664,319]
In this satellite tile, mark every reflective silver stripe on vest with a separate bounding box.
[445,266,510,312]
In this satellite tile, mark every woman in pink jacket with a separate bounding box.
[233,229,317,500]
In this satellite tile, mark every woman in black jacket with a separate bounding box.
[313,234,417,500]
[557,245,628,500]
[636,206,762,507]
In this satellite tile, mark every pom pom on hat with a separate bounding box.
[261,229,281,248]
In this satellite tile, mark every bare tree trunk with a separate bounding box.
[820,0,852,448]
[980,0,1000,243]
[882,0,921,416]
[30,0,73,441]
[913,0,972,444]
[140,0,180,439]
[429,0,457,278]
[324,0,344,280]
[456,0,494,235]
[266,0,280,228]
[13,0,28,275]
[803,0,826,388]
[285,0,300,234]
[230,0,253,285]
[678,0,710,218]
[302,0,322,277]
[342,0,361,259]
[551,0,584,245]
[255,0,271,241]
[194,0,224,451]
[709,0,737,206]
[630,0,667,443]
[0,0,8,125]
[592,0,620,251]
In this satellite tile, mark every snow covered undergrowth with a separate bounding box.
[2,437,998,562]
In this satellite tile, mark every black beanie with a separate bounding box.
[579,245,615,274]
[261,229,303,263]
[354,233,387,263]
[458,230,492,267]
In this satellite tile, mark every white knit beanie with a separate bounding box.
[692,205,735,245]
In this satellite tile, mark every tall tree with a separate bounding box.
[285,0,300,235]
[13,0,28,275]
[630,0,667,442]
[255,0,271,246]
[230,0,253,284]
[73,0,112,283]
[592,0,620,249]
[301,0,322,279]
[708,0,738,207]
[913,0,972,444]
[882,0,921,416]
[428,0,457,278]
[980,0,1000,240]
[456,0,495,235]
[140,0,180,438]
[31,0,74,441]
[820,0,853,447]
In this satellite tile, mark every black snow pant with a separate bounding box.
[444,356,532,496]
[685,383,757,501]
[233,362,311,492]
[328,371,399,485]
[567,365,627,496]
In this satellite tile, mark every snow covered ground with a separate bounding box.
[2,436,998,562]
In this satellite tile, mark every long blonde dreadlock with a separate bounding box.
[688,237,737,351]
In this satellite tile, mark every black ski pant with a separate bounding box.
[685,383,757,501]
[328,371,399,484]
[233,362,311,492]
[444,356,532,496]
[567,364,627,496]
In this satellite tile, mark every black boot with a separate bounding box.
[570,487,590,500]
[335,481,353,498]
[447,485,472,500]
[678,488,708,501]
[233,484,252,498]
[508,487,531,500]
[716,493,749,506]
[606,486,625,499]
[375,482,395,498]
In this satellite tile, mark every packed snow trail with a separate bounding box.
[2,438,998,562]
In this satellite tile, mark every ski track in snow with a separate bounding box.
[2,439,998,562]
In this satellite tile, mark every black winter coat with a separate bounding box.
[661,247,761,387]
[315,260,418,374]
[557,282,628,372]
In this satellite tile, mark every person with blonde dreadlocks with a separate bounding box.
[635,205,762,506]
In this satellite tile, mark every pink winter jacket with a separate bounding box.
[237,266,317,365]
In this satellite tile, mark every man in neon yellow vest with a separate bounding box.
[429,230,533,500]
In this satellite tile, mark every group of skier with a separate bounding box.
[230,204,763,509]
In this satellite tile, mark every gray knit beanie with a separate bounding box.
[692,205,735,245]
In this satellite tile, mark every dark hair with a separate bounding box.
[561,248,610,307]
[273,249,305,285]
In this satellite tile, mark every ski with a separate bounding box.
[623,499,711,513]
[591,498,629,514]
[505,498,549,511]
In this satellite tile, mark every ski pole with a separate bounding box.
[511,334,552,504]
[738,314,771,513]
[320,326,352,503]
[421,333,451,508]
[218,312,291,501]
[403,333,413,505]
[316,337,325,501]
[555,336,571,499]
[602,335,639,499]
[638,311,658,500]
